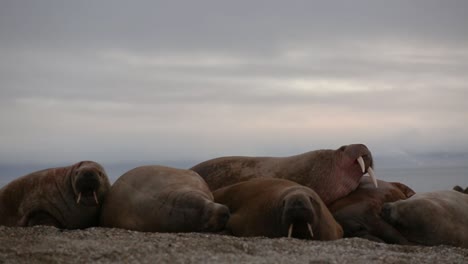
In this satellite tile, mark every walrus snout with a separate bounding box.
[282,194,316,239]
[338,144,378,188]
[76,171,100,189]
[284,199,313,219]
[201,202,230,232]
[340,144,373,167]
[74,169,105,206]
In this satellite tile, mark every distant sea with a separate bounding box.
[0,162,467,193]
[378,166,467,192]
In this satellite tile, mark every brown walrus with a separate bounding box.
[328,178,415,244]
[213,178,343,240]
[0,161,110,229]
[191,144,377,204]
[453,185,468,194]
[100,165,230,233]
[381,190,468,248]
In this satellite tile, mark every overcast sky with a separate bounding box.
[1,0,467,167]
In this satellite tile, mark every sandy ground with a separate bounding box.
[0,226,466,264]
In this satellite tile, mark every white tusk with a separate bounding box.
[76,192,82,204]
[367,167,378,188]
[357,156,366,173]
[93,191,99,205]
[307,223,314,238]
[288,224,293,238]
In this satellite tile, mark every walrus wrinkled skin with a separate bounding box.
[100,165,230,233]
[381,190,468,248]
[191,144,376,204]
[0,161,110,229]
[453,185,468,194]
[329,178,415,244]
[213,178,343,240]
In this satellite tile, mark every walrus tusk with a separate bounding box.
[93,191,99,205]
[288,224,293,238]
[76,192,82,204]
[357,156,366,173]
[307,223,314,238]
[367,167,378,188]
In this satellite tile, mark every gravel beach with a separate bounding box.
[0,226,466,264]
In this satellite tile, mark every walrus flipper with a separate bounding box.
[20,211,63,228]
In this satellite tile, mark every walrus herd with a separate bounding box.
[0,143,467,249]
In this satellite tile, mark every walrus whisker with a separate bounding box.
[288,224,293,238]
[93,191,99,205]
[307,223,314,238]
[357,156,366,173]
[76,192,82,204]
[367,167,378,188]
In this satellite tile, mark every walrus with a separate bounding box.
[453,185,468,194]
[191,144,377,204]
[381,190,468,248]
[100,165,230,233]
[0,161,110,229]
[213,178,343,240]
[329,178,415,244]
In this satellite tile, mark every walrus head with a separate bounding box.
[163,191,230,233]
[380,200,427,244]
[280,192,316,239]
[336,144,377,188]
[319,144,377,204]
[71,161,110,207]
[328,178,415,244]
[453,185,468,194]
[293,144,377,205]
[200,202,230,232]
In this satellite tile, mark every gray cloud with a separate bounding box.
[0,0,467,166]
[2,1,467,51]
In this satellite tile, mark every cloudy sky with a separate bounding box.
[1,0,467,170]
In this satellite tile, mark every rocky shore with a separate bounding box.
[0,226,466,263]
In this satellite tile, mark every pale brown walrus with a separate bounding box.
[100,165,230,233]
[328,178,415,244]
[213,178,343,240]
[381,190,468,248]
[191,144,377,204]
[0,161,110,229]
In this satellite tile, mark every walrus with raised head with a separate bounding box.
[100,165,230,233]
[381,190,468,248]
[191,144,377,204]
[453,185,468,194]
[329,178,415,244]
[0,161,110,228]
[213,178,343,240]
